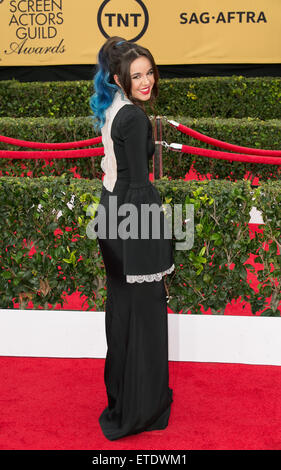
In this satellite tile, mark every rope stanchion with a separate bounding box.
[0,135,102,149]
[2,119,281,165]
[153,116,163,179]
[0,147,104,160]
[167,119,281,157]
[168,142,281,165]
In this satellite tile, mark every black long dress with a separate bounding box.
[95,89,174,441]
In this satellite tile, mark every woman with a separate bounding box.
[90,36,175,441]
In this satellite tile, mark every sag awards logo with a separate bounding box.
[97,0,149,42]
[4,0,65,58]
[179,9,267,24]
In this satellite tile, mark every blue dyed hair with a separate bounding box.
[90,69,118,131]
[90,37,123,130]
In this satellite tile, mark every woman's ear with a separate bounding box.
[113,74,121,88]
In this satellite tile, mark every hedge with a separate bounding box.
[1,76,281,120]
[1,115,281,181]
[0,116,101,179]
[0,176,280,315]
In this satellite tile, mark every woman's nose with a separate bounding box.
[141,75,150,85]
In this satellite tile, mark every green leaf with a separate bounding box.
[1,271,12,280]
[199,246,206,256]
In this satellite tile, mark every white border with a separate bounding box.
[0,309,280,366]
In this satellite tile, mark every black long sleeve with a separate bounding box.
[121,105,151,188]
[114,105,174,277]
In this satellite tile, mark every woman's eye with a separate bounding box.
[132,71,153,79]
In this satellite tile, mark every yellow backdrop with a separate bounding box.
[0,0,279,66]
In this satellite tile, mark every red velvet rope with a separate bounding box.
[0,135,102,149]
[179,144,281,165]
[0,147,104,159]
[174,122,281,157]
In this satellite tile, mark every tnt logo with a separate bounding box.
[98,0,149,42]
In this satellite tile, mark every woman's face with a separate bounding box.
[129,56,155,101]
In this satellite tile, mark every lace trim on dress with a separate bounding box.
[126,263,175,283]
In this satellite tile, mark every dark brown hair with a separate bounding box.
[101,36,159,107]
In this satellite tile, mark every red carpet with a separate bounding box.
[1,357,281,450]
